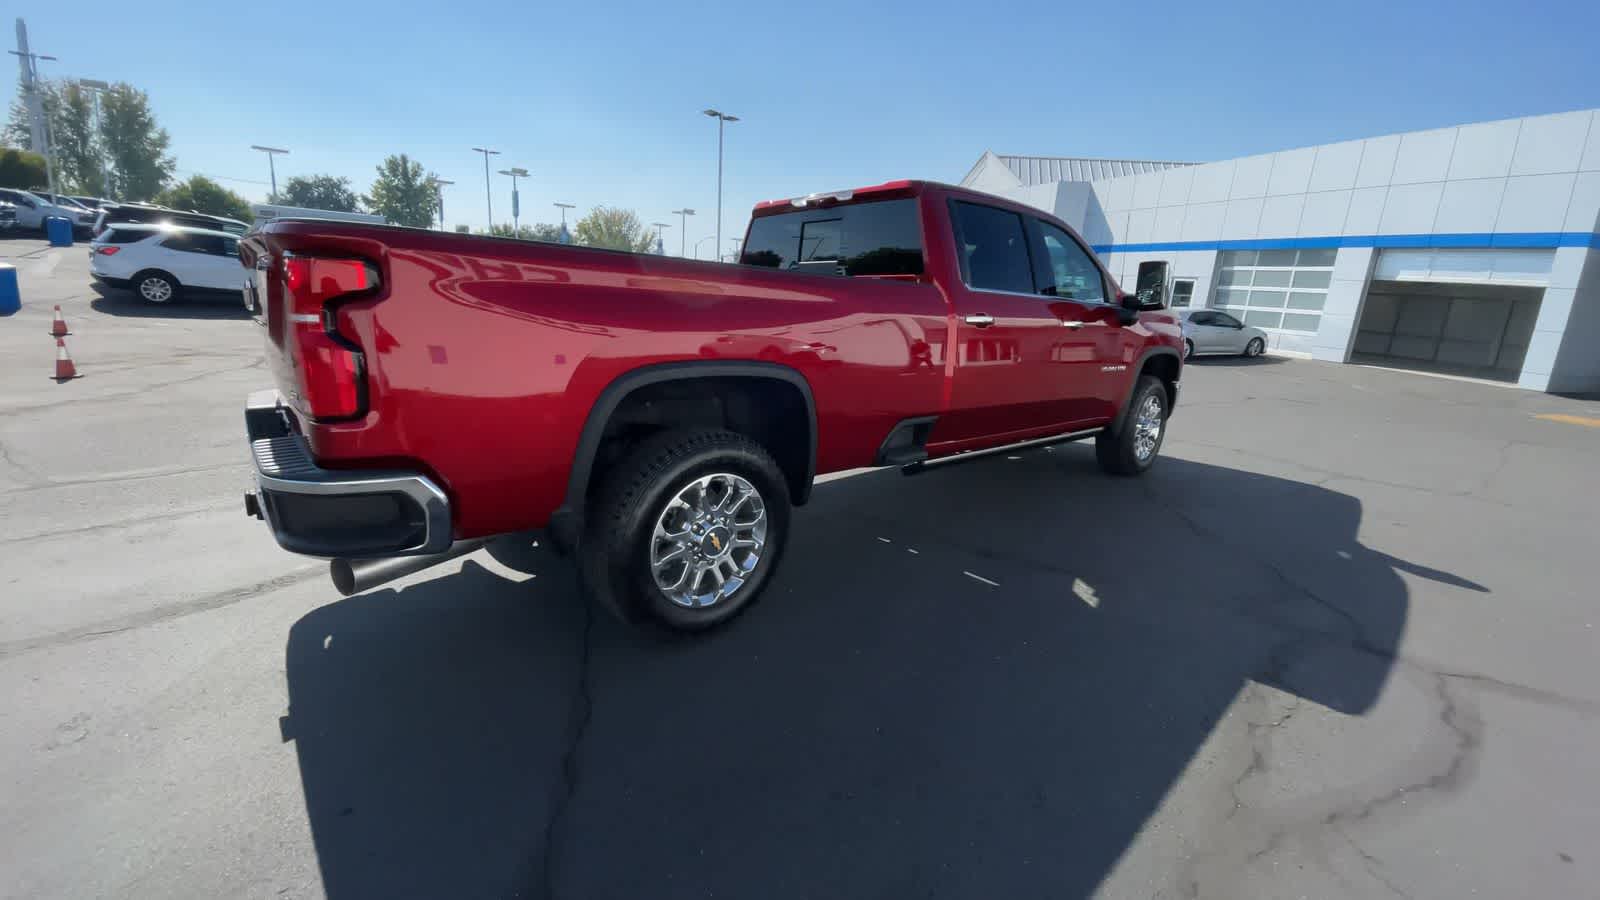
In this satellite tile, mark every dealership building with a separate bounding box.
[962,108,1600,392]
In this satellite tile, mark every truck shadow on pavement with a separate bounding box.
[283,449,1484,899]
[89,285,253,320]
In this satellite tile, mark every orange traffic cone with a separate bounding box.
[53,337,78,381]
[50,305,69,337]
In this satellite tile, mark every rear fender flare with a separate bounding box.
[549,361,817,551]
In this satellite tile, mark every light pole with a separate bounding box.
[10,23,59,196]
[651,222,671,255]
[670,208,695,256]
[727,238,743,262]
[497,167,529,233]
[250,145,289,201]
[79,78,112,195]
[702,109,739,262]
[429,178,453,230]
[554,202,575,243]
[471,147,499,229]
[694,235,715,259]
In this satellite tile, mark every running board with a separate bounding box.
[901,427,1104,476]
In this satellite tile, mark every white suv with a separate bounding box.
[89,224,246,304]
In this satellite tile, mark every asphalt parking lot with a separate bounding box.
[2,234,1598,899]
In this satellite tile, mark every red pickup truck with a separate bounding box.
[241,180,1182,631]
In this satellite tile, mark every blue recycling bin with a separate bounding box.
[0,263,19,316]
[45,216,74,247]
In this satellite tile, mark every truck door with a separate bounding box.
[1031,219,1129,424]
[931,200,1087,451]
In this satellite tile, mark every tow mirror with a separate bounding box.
[1134,261,1170,310]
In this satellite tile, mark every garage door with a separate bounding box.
[1354,281,1543,380]
[1352,250,1550,381]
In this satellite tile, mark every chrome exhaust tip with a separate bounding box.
[329,539,488,597]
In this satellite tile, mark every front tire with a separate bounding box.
[1244,337,1265,357]
[133,270,179,304]
[1183,338,1195,360]
[580,429,791,632]
[1096,376,1169,476]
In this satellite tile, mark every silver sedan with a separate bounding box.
[1180,309,1269,360]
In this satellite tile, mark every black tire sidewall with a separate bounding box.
[134,270,179,304]
[1247,337,1264,356]
[1100,377,1168,475]
[1184,339,1194,360]
[612,440,791,632]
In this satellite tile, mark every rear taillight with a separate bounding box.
[282,255,379,420]
[95,246,119,255]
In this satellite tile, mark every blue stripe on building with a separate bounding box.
[1090,231,1600,255]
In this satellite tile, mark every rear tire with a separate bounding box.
[1096,376,1169,476]
[579,429,791,632]
[132,270,179,304]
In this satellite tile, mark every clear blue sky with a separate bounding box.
[8,0,1598,253]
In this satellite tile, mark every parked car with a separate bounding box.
[68,196,110,210]
[0,188,95,232]
[88,223,244,303]
[92,202,249,238]
[0,201,17,232]
[239,179,1184,633]
[1179,309,1268,359]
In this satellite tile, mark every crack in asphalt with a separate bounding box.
[1338,826,1416,900]
[1,501,235,545]
[538,598,594,900]
[0,567,322,659]
[0,360,265,416]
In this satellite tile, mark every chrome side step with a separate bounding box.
[901,427,1103,476]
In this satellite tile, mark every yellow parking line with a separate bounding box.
[1535,413,1600,428]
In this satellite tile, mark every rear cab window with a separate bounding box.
[949,200,1035,294]
[741,198,924,278]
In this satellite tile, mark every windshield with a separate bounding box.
[741,198,923,277]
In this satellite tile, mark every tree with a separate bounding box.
[573,206,654,252]
[98,83,174,201]
[280,174,361,212]
[480,222,565,242]
[3,80,101,194]
[0,148,48,190]
[364,154,438,228]
[157,175,253,222]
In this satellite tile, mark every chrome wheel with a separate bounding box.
[139,275,173,303]
[1133,394,1164,462]
[1245,337,1264,357]
[649,472,767,609]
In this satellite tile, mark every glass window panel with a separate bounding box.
[1252,269,1292,287]
[1215,287,1248,305]
[1218,250,1256,267]
[1249,289,1287,307]
[1171,279,1195,307]
[1296,248,1337,267]
[1218,269,1252,287]
[1038,222,1106,302]
[1292,270,1332,289]
[950,201,1034,293]
[1281,313,1322,331]
[1257,249,1297,267]
[1245,310,1284,328]
[1287,291,1326,310]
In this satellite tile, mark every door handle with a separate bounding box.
[1060,320,1086,329]
[964,313,995,328]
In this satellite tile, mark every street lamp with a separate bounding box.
[651,222,671,255]
[702,109,739,262]
[429,178,454,231]
[694,235,716,259]
[250,145,289,201]
[554,202,575,243]
[497,167,530,233]
[10,33,60,195]
[670,208,695,256]
[79,79,112,195]
[471,147,500,229]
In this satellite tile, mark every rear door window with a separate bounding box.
[741,198,924,277]
[950,201,1035,294]
[101,229,151,244]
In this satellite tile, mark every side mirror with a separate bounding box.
[1115,293,1140,325]
[1134,260,1170,310]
